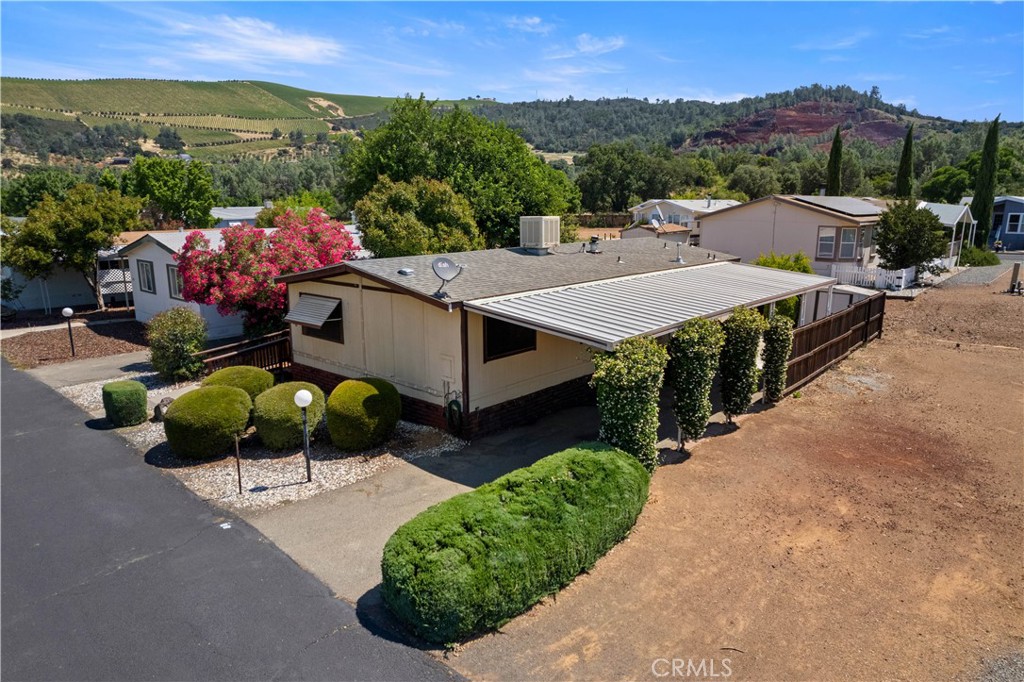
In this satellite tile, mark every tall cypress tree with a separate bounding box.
[825,126,842,196]
[971,116,1000,247]
[895,124,914,198]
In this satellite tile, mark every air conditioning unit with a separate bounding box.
[519,216,561,253]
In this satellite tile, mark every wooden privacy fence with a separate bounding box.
[195,329,292,374]
[785,292,886,394]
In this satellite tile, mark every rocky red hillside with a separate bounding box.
[694,101,912,148]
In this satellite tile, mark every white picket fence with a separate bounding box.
[830,264,916,291]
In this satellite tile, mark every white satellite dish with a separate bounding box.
[431,257,463,297]
[651,217,662,228]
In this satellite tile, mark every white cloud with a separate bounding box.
[675,88,752,104]
[904,26,951,39]
[156,14,343,71]
[401,18,465,38]
[575,33,625,56]
[505,15,553,35]
[795,30,872,51]
[891,95,918,108]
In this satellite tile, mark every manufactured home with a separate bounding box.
[278,220,838,438]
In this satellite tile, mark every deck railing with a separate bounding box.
[194,329,292,374]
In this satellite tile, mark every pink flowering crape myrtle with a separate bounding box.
[177,208,355,337]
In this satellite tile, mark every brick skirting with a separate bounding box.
[290,361,594,440]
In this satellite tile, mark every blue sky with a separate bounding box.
[2,2,1021,121]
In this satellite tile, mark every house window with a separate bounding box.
[816,227,836,259]
[167,265,184,300]
[137,260,155,294]
[301,300,344,344]
[839,228,858,259]
[483,317,536,362]
[1007,214,1023,234]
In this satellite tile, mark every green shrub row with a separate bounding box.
[959,245,1001,267]
[381,442,650,644]
[102,380,148,427]
[590,336,668,472]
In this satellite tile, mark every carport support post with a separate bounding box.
[825,285,835,317]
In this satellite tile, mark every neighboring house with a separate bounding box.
[989,196,1024,251]
[1,218,132,313]
[917,201,972,266]
[119,229,273,340]
[620,222,691,243]
[698,195,884,276]
[211,206,267,229]
[628,198,741,245]
[277,222,837,438]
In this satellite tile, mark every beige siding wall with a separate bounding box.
[467,312,594,410]
[289,275,462,406]
[700,201,863,275]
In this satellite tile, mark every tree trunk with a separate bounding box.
[84,272,106,311]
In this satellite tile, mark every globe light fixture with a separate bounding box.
[61,307,76,357]
[294,389,313,482]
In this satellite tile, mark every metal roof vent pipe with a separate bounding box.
[587,235,602,254]
[706,194,712,208]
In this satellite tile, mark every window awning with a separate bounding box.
[464,261,836,351]
[284,294,340,329]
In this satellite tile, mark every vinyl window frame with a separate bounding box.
[166,264,184,300]
[136,259,156,294]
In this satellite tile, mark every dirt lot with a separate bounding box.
[0,322,147,368]
[450,274,1023,680]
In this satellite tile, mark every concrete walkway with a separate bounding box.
[1,360,458,681]
[0,317,133,339]
[24,349,152,388]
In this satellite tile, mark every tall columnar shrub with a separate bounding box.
[720,307,768,423]
[971,116,1000,247]
[590,336,669,472]
[667,318,725,445]
[826,125,843,196]
[381,442,649,644]
[146,307,207,382]
[762,315,795,403]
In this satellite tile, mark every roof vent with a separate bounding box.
[520,216,561,255]
[398,267,415,276]
[587,236,602,254]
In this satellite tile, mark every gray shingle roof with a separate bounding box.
[282,238,739,305]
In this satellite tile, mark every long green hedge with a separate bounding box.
[381,442,650,644]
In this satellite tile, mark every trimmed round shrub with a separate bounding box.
[102,380,148,427]
[163,386,252,460]
[326,378,401,451]
[201,366,275,402]
[146,307,207,382]
[254,382,326,451]
[381,442,650,644]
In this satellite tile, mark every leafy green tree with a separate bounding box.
[895,125,915,198]
[826,126,843,195]
[727,164,780,199]
[0,167,78,216]
[122,156,217,229]
[875,200,948,273]
[920,166,971,204]
[345,95,579,247]
[1,184,142,309]
[971,116,1000,246]
[155,127,184,151]
[356,177,483,258]
[753,251,814,322]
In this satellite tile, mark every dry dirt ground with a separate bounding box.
[449,274,1024,681]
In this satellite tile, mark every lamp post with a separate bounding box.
[61,307,76,357]
[294,389,313,483]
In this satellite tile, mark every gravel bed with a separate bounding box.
[58,375,466,512]
[938,264,1012,287]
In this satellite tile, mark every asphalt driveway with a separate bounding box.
[0,360,457,681]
